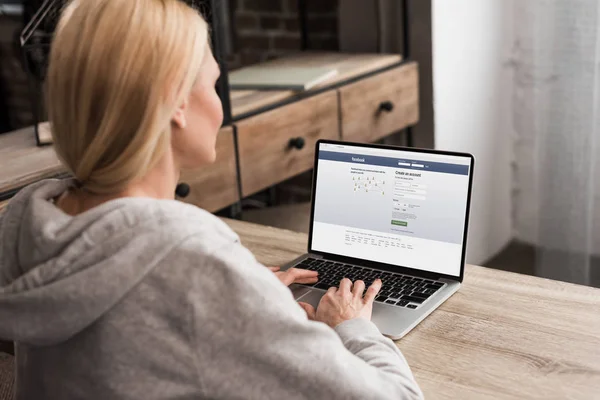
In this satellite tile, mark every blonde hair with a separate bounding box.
[47,0,209,194]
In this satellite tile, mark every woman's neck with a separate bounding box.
[56,151,180,216]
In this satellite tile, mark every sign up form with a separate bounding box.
[311,143,472,276]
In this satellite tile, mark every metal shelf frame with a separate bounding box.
[10,0,416,216]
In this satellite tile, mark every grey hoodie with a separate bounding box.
[0,179,423,400]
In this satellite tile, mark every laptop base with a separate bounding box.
[285,254,460,340]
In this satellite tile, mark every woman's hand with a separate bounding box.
[298,278,382,328]
[268,266,318,287]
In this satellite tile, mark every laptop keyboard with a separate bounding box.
[294,257,445,309]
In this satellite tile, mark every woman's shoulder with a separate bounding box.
[109,197,239,246]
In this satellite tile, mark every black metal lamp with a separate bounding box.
[19,0,65,146]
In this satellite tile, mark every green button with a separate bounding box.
[391,220,408,227]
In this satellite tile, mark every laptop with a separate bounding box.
[283,140,475,339]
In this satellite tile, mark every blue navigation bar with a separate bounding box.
[318,151,470,176]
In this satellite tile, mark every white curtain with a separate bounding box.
[513,0,600,286]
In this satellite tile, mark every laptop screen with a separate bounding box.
[310,142,473,278]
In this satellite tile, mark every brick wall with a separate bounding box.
[0,15,33,133]
[0,0,340,133]
[227,0,339,69]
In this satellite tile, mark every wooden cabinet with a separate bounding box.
[0,55,420,213]
[0,127,239,215]
[176,126,238,212]
[339,62,419,143]
[236,91,339,197]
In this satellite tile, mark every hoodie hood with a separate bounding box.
[0,179,198,346]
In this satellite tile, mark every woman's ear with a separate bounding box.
[172,100,188,129]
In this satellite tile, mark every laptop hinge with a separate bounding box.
[307,253,324,259]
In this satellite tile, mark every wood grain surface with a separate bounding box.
[0,200,8,215]
[230,52,402,118]
[177,127,238,212]
[223,218,600,400]
[0,125,65,195]
[340,62,420,143]
[236,91,339,197]
[0,126,237,211]
[230,89,296,119]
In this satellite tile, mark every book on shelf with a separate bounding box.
[228,65,338,91]
[37,122,53,145]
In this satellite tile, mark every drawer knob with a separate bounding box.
[175,183,191,198]
[379,101,395,113]
[288,137,306,150]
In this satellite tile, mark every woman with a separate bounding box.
[0,0,423,399]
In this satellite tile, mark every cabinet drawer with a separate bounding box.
[177,126,238,212]
[237,91,339,197]
[339,62,419,143]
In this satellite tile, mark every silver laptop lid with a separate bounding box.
[307,140,475,282]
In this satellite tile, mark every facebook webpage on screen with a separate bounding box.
[311,143,471,277]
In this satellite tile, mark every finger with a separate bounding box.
[275,271,295,286]
[294,276,319,284]
[278,269,319,286]
[298,302,317,320]
[352,280,366,298]
[290,269,319,279]
[268,266,281,272]
[327,286,337,295]
[281,268,316,286]
[338,278,352,294]
[364,279,382,303]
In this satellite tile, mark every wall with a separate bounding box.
[227,0,339,69]
[0,14,32,133]
[432,0,514,265]
[0,0,340,133]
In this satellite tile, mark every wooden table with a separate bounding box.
[0,125,64,197]
[223,219,600,400]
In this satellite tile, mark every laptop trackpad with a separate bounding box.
[293,288,326,308]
